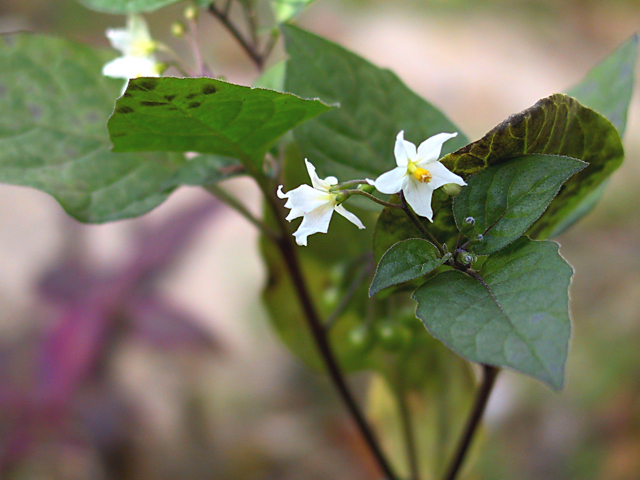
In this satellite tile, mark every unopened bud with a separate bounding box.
[442,182,462,197]
[334,191,350,204]
[357,183,376,194]
[465,217,475,226]
[171,21,186,37]
[184,5,198,20]
[469,234,484,245]
[460,252,476,266]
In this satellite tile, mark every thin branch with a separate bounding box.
[443,365,499,480]
[208,2,264,69]
[398,388,420,480]
[347,189,404,209]
[325,255,374,330]
[262,182,399,480]
[204,183,279,241]
[399,192,445,255]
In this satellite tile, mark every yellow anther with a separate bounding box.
[413,167,432,183]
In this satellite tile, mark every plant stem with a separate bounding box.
[399,192,444,255]
[208,2,264,69]
[347,189,404,209]
[398,387,420,480]
[443,365,499,480]
[262,183,399,480]
[204,183,279,241]
[324,255,374,330]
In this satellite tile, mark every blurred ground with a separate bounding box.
[0,0,639,478]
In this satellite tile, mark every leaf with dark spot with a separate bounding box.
[202,84,217,95]
[108,77,332,175]
[439,94,624,239]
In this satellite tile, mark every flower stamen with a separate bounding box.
[413,167,432,183]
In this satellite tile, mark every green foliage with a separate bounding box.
[282,24,468,181]
[372,189,459,261]
[567,34,638,136]
[108,77,331,175]
[77,0,182,13]
[453,154,586,255]
[0,34,186,223]
[369,238,447,296]
[546,34,638,238]
[440,94,624,240]
[368,341,476,479]
[413,237,572,389]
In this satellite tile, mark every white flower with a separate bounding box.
[374,131,466,221]
[277,159,365,246]
[102,15,161,80]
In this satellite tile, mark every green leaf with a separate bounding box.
[271,0,316,23]
[0,34,187,223]
[547,35,638,237]
[441,94,624,240]
[372,190,459,262]
[567,34,638,136]
[453,154,586,255]
[108,77,331,174]
[77,0,181,13]
[370,238,447,296]
[282,24,468,181]
[413,237,572,389]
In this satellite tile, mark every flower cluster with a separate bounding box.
[278,131,465,245]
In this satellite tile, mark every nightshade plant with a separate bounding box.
[0,0,637,478]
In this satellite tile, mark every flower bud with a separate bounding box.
[334,191,350,204]
[357,183,376,194]
[468,233,484,245]
[465,217,475,226]
[171,21,186,38]
[460,251,476,266]
[184,5,198,20]
[442,182,462,197]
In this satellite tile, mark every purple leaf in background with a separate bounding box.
[127,294,225,351]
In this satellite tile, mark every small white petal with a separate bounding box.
[102,56,159,79]
[304,159,336,191]
[374,166,407,194]
[335,205,365,229]
[365,178,375,185]
[292,203,335,246]
[404,180,435,221]
[416,132,458,165]
[280,184,335,215]
[394,131,415,167]
[427,162,466,190]
[276,185,288,199]
[105,28,132,54]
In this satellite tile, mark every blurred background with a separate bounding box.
[0,0,639,478]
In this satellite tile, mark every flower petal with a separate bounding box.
[394,131,416,167]
[292,203,335,246]
[102,55,159,79]
[404,179,435,221]
[280,184,334,221]
[334,205,365,229]
[374,166,406,194]
[105,28,132,54]
[426,162,466,190]
[304,159,336,191]
[416,132,458,165]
